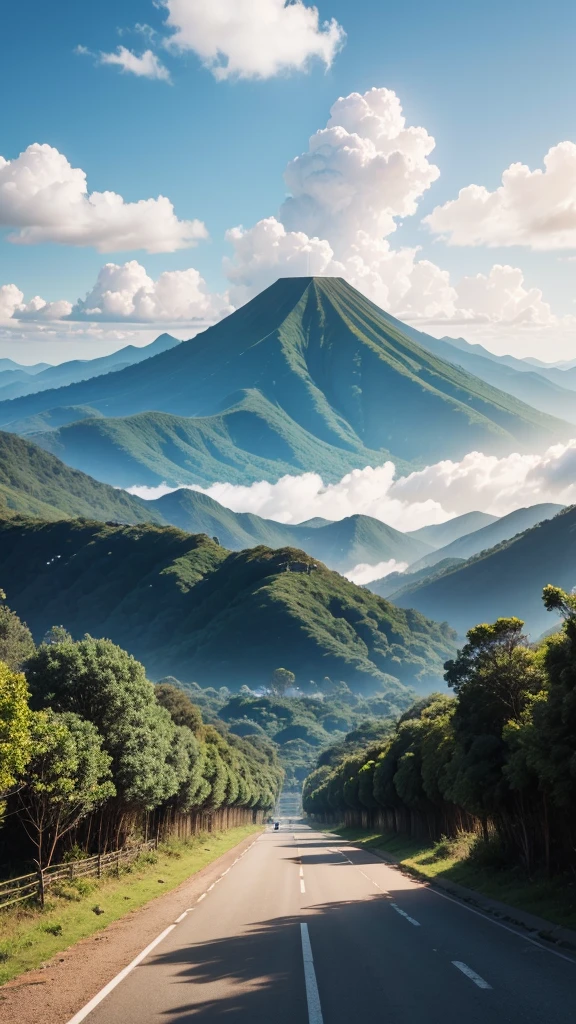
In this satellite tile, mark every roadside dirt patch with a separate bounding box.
[0,831,259,1024]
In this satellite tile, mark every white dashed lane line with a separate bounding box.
[452,961,492,989]
[390,902,421,927]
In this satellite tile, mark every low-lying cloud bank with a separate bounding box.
[344,560,408,585]
[129,438,576,532]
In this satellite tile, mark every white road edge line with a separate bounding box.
[65,925,176,1024]
[452,961,492,990]
[300,878,306,893]
[322,833,576,965]
[300,923,324,1024]
[299,866,304,877]
[64,836,260,1024]
[390,902,420,927]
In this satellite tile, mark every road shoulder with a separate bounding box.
[0,829,261,1024]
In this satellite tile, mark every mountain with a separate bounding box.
[0,519,456,692]
[0,334,180,401]
[28,389,397,488]
[0,429,165,524]
[407,511,498,549]
[0,430,427,572]
[439,335,576,394]
[366,557,465,598]
[397,330,576,423]
[0,358,50,375]
[8,405,104,436]
[0,279,570,485]
[410,503,565,570]
[146,491,430,571]
[392,506,576,637]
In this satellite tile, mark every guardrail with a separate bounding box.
[0,839,157,910]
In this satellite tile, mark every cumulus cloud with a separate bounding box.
[281,88,439,247]
[162,0,345,80]
[344,559,408,585]
[0,283,72,323]
[224,87,574,335]
[0,284,24,321]
[98,47,171,82]
[424,141,576,250]
[0,143,206,253]
[70,260,231,322]
[130,439,576,531]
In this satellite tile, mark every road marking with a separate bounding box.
[299,866,304,877]
[197,893,207,902]
[322,833,576,966]
[452,961,492,989]
[300,924,324,1024]
[300,878,306,893]
[65,925,176,1024]
[429,887,576,964]
[174,911,188,923]
[207,883,215,891]
[390,902,420,927]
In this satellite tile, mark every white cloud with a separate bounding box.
[17,296,73,321]
[162,0,345,80]
[344,559,408,585]
[0,283,72,323]
[0,284,24,321]
[130,439,576,530]
[0,143,206,253]
[99,47,171,82]
[424,141,576,250]
[223,87,575,336]
[70,259,231,322]
[281,88,439,247]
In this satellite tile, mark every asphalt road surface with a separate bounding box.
[68,822,576,1024]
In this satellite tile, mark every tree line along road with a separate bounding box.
[66,822,576,1024]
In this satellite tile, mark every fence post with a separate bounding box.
[37,867,45,909]
[97,852,102,879]
[116,850,120,877]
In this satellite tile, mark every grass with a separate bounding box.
[0,824,260,986]
[326,826,576,933]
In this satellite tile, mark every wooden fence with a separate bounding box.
[0,839,157,911]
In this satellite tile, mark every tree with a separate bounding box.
[0,662,31,794]
[0,594,35,671]
[26,635,180,810]
[155,683,205,739]
[17,710,114,869]
[269,668,295,697]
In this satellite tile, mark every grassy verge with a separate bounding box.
[0,824,260,986]
[325,825,576,932]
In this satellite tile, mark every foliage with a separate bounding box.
[303,589,576,875]
[0,599,35,672]
[0,662,32,793]
[16,710,114,868]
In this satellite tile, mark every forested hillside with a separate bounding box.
[393,505,576,635]
[0,518,455,692]
[303,587,576,875]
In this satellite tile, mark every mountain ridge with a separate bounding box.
[0,279,570,486]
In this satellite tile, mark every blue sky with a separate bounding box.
[1,0,576,362]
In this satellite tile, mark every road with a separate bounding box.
[69,823,576,1024]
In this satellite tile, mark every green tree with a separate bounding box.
[26,635,180,809]
[0,592,35,671]
[0,662,32,794]
[17,710,114,869]
[269,668,295,697]
[155,683,205,739]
